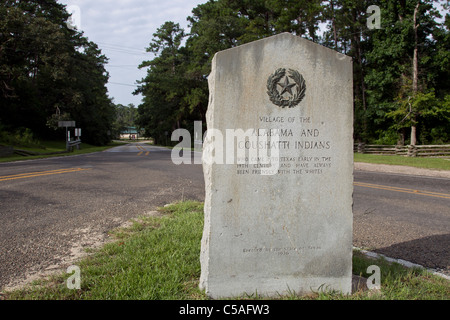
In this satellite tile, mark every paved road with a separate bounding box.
[353,170,449,273]
[0,143,448,290]
[0,143,204,290]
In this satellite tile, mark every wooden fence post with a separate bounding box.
[408,145,417,157]
[357,143,365,154]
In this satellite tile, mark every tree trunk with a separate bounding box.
[350,7,367,140]
[410,124,417,146]
[411,2,420,146]
[330,0,338,50]
[398,128,405,146]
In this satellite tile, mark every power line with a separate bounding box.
[107,65,138,67]
[107,65,139,69]
[0,28,153,57]
[100,46,151,57]
[95,41,152,57]
[108,82,139,87]
[95,41,149,52]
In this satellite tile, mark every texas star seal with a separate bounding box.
[267,68,306,108]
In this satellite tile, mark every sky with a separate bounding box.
[57,0,207,107]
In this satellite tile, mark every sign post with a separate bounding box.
[58,121,76,151]
[75,128,82,150]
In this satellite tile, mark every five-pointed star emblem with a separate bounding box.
[277,76,297,96]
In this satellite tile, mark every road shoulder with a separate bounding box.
[355,162,450,179]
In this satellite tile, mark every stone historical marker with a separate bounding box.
[200,33,354,298]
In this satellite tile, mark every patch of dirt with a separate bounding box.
[1,210,162,294]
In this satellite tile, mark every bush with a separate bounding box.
[372,129,399,145]
[0,128,44,148]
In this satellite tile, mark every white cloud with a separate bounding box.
[58,0,206,106]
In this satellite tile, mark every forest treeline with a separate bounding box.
[135,0,450,146]
[1,1,448,147]
[0,0,117,146]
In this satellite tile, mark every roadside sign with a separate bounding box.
[58,121,76,151]
[58,121,76,128]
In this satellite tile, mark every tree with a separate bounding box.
[135,0,449,146]
[321,0,370,141]
[0,4,71,134]
[362,0,445,145]
[0,0,115,145]
[136,22,191,145]
[68,40,114,145]
[271,0,325,40]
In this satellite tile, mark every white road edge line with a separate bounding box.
[353,246,450,281]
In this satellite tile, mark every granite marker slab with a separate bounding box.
[200,33,354,298]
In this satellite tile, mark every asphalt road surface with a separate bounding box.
[353,170,449,274]
[0,143,449,290]
[0,143,204,290]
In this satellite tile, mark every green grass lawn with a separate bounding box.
[354,153,450,171]
[4,201,448,300]
[0,140,124,163]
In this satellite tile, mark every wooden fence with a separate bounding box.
[354,143,450,158]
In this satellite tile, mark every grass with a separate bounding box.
[3,201,449,301]
[4,201,206,300]
[0,140,124,163]
[349,250,449,300]
[354,153,450,171]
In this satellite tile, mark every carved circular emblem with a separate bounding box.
[267,68,306,108]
